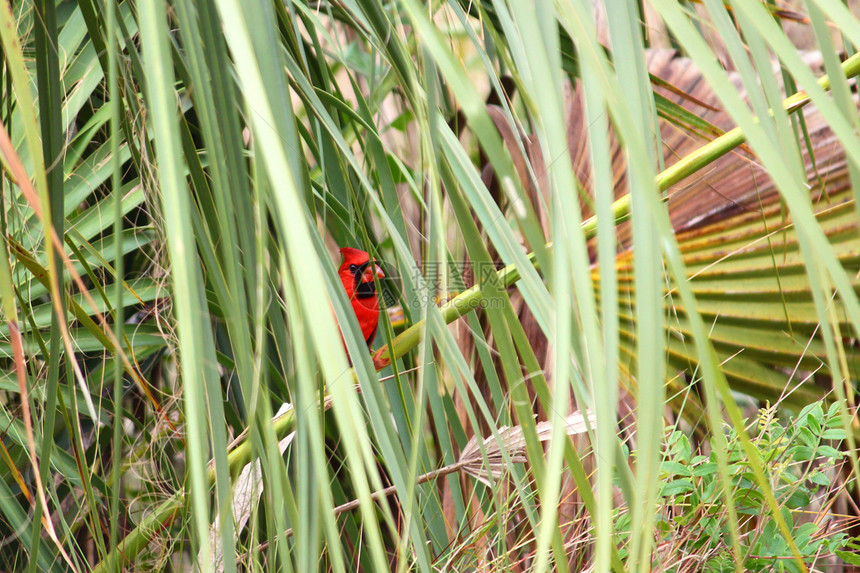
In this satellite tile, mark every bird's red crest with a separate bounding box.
[340,247,370,265]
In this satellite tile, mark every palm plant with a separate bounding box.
[0,0,858,571]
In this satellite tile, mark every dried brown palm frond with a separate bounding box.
[459,409,595,486]
[564,49,847,241]
[449,46,858,566]
[469,47,858,399]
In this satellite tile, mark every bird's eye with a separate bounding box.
[349,264,358,272]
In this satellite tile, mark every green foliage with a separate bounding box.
[615,402,854,571]
[0,0,858,570]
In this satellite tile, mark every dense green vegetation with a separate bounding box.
[0,0,858,571]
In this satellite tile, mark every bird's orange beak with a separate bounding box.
[362,263,385,283]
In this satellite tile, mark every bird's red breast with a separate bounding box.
[338,247,385,347]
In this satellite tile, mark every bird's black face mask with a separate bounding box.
[350,262,377,299]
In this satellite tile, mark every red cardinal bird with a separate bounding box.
[338,247,390,369]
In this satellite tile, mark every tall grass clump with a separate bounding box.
[0,0,857,571]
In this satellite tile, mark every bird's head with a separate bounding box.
[339,247,385,299]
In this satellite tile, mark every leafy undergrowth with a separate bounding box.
[437,402,860,572]
[616,402,859,572]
